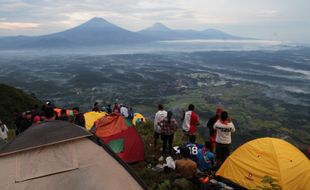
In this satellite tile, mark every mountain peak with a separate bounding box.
[144,22,171,31]
[87,17,108,23]
[77,17,119,30]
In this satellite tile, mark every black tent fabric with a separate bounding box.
[0,120,91,156]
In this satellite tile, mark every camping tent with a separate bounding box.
[0,121,148,190]
[84,111,107,130]
[94,113,145,163]
[216,137,310,190]
[132,113,146,126]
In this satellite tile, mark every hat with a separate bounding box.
[25,110,32,115]
[216,107,223,115]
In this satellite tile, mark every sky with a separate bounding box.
[0,0,309,43]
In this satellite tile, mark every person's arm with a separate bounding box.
[5,125,9,133]
[213,121,218,130]
[159,120,164,129]
[81,115,86,128]
[154,113,158,129]
[231,122,236,133]
[196,115,200,126]
[173,119,178,132]
[211,153,216,167]
[192,112,200,126]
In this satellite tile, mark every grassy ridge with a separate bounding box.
[0,83,42,129]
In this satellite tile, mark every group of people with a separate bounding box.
[153,103,236,180]
[94,102,135,120]
[10,101,139,137]
[13,103,86,135]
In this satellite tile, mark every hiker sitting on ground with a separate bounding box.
[213,111,235,168]
[159,111,177,155]
[173,147,198,190]
[175,146,198,179]
[72,107,86,128]
[184,135,204,163]
[153,104,167,149]
[197,141,216,172]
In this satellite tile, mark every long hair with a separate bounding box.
[167,111,173,124]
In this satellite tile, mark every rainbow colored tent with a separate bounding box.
[84,111,107,130]
[93,113,145,163]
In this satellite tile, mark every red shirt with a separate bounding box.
[189,111,199,134]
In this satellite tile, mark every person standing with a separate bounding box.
[213,111,235,168]
[153,104,167,150]
[58,109,69,121]
[160,111,177,154]
[206,108,223,152]
[106,104,113,114]
[92,102,100,112]
[113,103,121,113]
[72,107,86,128]
[0,120,9,142]
[120,105,129,118]
[182,104,200,138]
[18,111,33,134]
[128,107,134,120]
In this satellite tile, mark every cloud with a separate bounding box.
[0,21,39,30]
[255,10,278,19]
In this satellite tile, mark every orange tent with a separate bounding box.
[94,113,145,163]
[95,113,128,137]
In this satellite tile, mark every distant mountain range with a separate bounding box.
[138,22,242,40]
[0,17,246,49]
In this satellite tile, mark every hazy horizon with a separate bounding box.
[0,0,309,43]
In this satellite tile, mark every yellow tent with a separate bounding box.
[132,113,146,126]
[84,111,107,130]
[216,138,310,190]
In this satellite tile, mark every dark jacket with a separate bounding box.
[18,119,32,134]
[207,115,218,136]
[73,113,85,128]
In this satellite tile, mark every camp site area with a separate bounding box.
[0,111,309,190]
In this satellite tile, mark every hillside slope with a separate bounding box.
[0,83,42,128]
